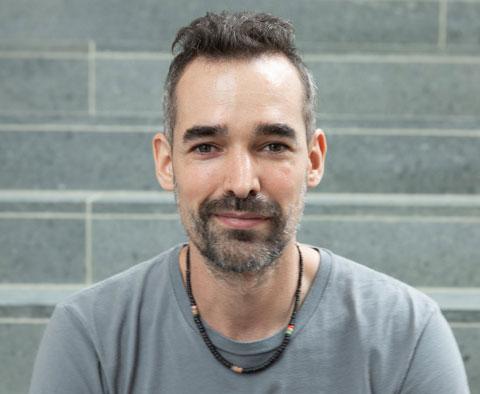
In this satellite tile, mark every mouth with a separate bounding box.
[213,212,270,230]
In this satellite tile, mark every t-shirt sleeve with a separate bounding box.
[29,304,108,394]
[398,307,470,394]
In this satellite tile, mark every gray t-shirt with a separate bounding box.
[29,244,470,393]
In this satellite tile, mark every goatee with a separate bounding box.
[179,192,302,274]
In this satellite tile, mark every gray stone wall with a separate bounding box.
[0,1,479,392]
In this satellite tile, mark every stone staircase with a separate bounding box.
[1,1,479,392]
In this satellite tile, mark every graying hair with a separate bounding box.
[163,11,317,143]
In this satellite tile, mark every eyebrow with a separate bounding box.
[182,125,227,143]
[254,123,297,140]
[182,123,297,143]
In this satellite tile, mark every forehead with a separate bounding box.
[173,53,305,140]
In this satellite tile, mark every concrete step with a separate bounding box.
[0,320,46,394]
[2,285,479,322]
[1,52,480,119]
[1,127,479,193]
[0,286,479,394]
[1,191,479,286]
[1,1,479,392]
[0,0,478,54]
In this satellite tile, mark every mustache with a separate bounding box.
[199,194,281,217]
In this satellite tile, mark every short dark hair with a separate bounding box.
[163,11,317,143]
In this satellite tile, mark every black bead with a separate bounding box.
[185,244,303,374]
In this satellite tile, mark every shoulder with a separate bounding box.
[317,249,455,390]
[326,249,437,307]
[55,244,182,326]
[321,249,440,334]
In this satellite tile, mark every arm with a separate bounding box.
[398,308,470,394]
[29,304,108,394]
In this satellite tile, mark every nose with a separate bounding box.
[223,150,260,199]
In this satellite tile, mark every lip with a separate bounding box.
[213,212,269,229]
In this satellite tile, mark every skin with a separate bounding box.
[153,53,327,341]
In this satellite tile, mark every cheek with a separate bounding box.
[174,162,219,198]
[264,163,306,199]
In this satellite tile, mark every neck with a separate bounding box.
[180,241,319,341]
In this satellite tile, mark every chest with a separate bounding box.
[102,319,401,394]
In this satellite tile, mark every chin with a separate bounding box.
[201,236,286,274]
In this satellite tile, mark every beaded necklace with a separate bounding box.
[185,244,303,374]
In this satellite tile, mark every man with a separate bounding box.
[30,11,470,393]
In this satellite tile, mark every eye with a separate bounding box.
[192,143,216,154]
[264,143,289,153]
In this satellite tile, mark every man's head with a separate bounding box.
[153,12,326,275]
[163,11,317,144]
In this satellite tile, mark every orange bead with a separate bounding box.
[191,305,199,316]
[231,366,243,374]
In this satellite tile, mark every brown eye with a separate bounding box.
[265,143,288,153]
[193,144,214,153]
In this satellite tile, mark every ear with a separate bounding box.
[306,129,327,188]
[152,132,175,191]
